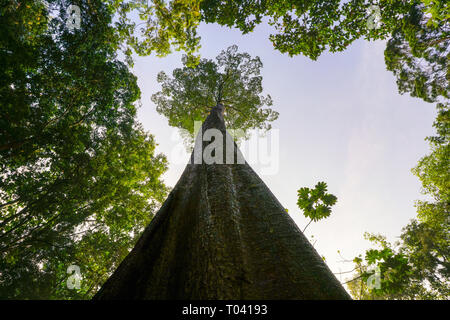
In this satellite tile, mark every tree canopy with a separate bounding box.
[151,45,278,137]
[200,1,449,104]
[106,0,203,66]
[0,0,167,298]
[346,103,449,300]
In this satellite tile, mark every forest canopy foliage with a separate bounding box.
[0,0,167,298]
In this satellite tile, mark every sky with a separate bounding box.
[130,21,437,283]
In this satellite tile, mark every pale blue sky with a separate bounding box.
[131,22,437,283]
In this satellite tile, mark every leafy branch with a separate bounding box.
[297,181,337,233]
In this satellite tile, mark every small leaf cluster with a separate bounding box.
[297,182,337,222]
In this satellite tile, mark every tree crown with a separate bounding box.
[151,45,278,138]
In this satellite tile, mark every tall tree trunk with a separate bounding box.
[94,104,351,299]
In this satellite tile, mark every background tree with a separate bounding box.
[384,3,449,103]
[345,104,449,300]
[0,0,167,299]
[151,45,278,139]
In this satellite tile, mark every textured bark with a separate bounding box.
[94,104,351,300]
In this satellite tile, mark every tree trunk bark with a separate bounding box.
[93,105,351,299]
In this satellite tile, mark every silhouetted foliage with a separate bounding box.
[0,0,167,299]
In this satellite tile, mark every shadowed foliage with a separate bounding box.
[94,105,351,300]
